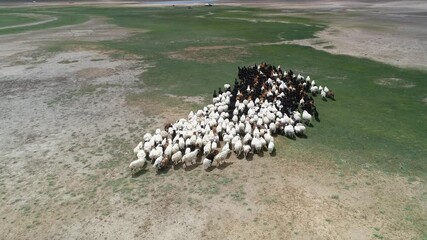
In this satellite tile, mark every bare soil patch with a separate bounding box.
[168,45,250,63]
[0,16,144,58]
[374,77,415,88]
[290,25,427,70]
[278,1,427,70]
[75,67,117,81]
[165,93,206,105]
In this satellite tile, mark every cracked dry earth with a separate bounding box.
[0,16,425,240]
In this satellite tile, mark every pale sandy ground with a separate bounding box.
[211,0,427,70]
[283,1,427,70]
[0,2,426,240]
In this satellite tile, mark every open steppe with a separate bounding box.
[0,1,426,239]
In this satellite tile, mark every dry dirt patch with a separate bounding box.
[0,47,150,239]
[0,16,145,59]
[374,77,415,88]
[168,45,250,63]
[126,92,205,123]
[165,93,206,105]
[289,25,427,70]
[75,67,117,81]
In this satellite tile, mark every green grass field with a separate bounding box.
[0,8,88,34]
[0,14,37,28]
[2,5,426,179]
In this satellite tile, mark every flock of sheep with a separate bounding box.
[130,63,334,174]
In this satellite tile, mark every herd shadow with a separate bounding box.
[269,150,277,157]
[217,161,233,170]
[183,163,199,172]
[131,168,148,178]
[296,133,308,139]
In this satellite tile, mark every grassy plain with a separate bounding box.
[0,3,426,239]
[0,14,37,28]
[0,8,88,34]
[40,5,426,178]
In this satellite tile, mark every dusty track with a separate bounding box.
[0,13,57,30]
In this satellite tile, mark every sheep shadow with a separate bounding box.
[322,98,328,102]
[245,153,254,161]
[131,168,148,178]
[156,167,171,175]
[256,151,265,157]
[286,135,297,141]
[183,163,199,172]
[296,133,308,139]
[269,150,277,156]
[173,162,184,170]
[204,165,216,172]
[217,161,233,170]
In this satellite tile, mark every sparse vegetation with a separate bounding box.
[58,59,78,64]
[0,3,425,240]
[330,195,340,200]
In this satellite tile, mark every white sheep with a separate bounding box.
[129,158,146,174]
[178,137,185,150]
[251,138,262,153]
[182,149,200,167]
[268,122,277,134]
[213,149,230,166]
[136,149,146,160]
[164,145,173,158]
[171,151,183,165]
[149,147,162,161]
[268,141,275,154]
[263,131,273,144]
[321,90,326,99]
[294,123,306,135]
[203,142,211,155]
[310,85,318,94]
[234,140,243,156]
[211,141,218,152]
[324,86,330,93]
[153,156,163,169]
[284,125,295,138]
[172,143,180,154]
[293,111,301,122]
[143,141,153,154]
[243,133,252,144]
[302,110,312,125]
[222,142,230,152]
[188,111,194,120]
[202,158,212,170]
[260,137,267,150]
[143,133,152,142]
[133,141,143,154]
[243,145,251,158]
